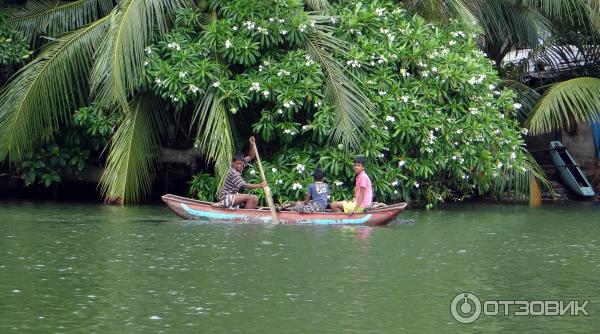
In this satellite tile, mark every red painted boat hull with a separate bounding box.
[162,194,407,226]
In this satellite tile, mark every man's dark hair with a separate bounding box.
[232,152,245,162]
[312,168,325,181]
[354,155,366,166]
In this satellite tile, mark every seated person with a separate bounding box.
[218,137,266,209]
[330,156,372,215]
[293,168,329,213]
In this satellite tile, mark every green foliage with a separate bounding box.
[19,143,89,187]
[0,13,32,65]
[163,1,535,206]
[72,103,119,150]
[188,172,218,201]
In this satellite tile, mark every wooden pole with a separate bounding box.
[250,141,280,224]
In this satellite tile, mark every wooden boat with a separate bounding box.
[549,141,595,197]
[162,194,407,226]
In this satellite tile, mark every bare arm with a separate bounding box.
[244,181,267,190]
[303,192,311,204]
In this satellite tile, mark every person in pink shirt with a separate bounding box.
[330,156,372,215]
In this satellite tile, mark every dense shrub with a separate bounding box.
[148,0,532,206]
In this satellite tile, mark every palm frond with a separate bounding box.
[100,95,167,203]
[0,16,110,161]
[91,0,191,108]
[402,0,475,22]
[526,77,600,135]
[7,0,114,42]
[193,92,234,186]
[491,149,553,202]
[304,0,331,11]
[501,79,541,121]
[304,28,374,149]
[523,0,589,26]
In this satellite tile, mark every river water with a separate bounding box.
[0,201,599,333]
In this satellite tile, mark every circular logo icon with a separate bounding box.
[451,292,482,324]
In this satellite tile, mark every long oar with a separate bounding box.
[250,141,280,224]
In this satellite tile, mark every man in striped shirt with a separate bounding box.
[218,137,266,209]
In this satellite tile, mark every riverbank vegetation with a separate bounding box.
[2,0,599,206]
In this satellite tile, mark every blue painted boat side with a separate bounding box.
[181,203,373,225]
[182,204,247,220]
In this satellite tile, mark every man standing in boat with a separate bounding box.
[218,137,267,210]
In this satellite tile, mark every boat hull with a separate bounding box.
[549,141,595,197]
[162,194,407,226]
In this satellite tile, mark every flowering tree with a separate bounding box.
[153,0,547,206]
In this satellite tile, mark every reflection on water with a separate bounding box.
[0,201,599,333]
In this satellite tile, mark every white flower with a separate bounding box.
[375,7,386,16]
[400,68,410,77]
[271,168,278,173]
[243,21,256,30]
[298,24,307,33]
[155,78,162,85]
[496,161,503,168]
[489,84,496,90]
[278,179,284,184]
[278,18,285,23]
[212,81,220,88]
[379,91,387,96]
[189,85,199,93]
[456,128,463,134]
[391,180,398,186]
[232,26,238,31]
[521,128,529,135]
[330,17,337,24]
[295,164,306,173]
[277,70,290,77]
[292,182,303,190]
[398,160,406,167]
[225,39,232,49]
[179,71,187,79]
[449,40,456,46]
[277,109,283,114]
[230,107,237,113]
[513,103,522,109]
[257,27,268,35]
[511,152,517,159]
[334,180,343,186]
[262,90,270,97]
[269,17,275,22]
[144,47,152,54]
[144,61,149,66]
[249,82,261,92]
[280,30,288,35]
[385,115,395,122]
[250,170,256,175]
[310,20,316,27]
[401,96,409,103]
[452,155,457,160]
[469,108,479,115]
[346,59,361,68]
[414,181,420,188]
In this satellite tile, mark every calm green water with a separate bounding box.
[1,201,599,333]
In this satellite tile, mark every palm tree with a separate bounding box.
[0,0,374,203]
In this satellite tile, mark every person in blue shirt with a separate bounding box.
[293,168,329,213]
